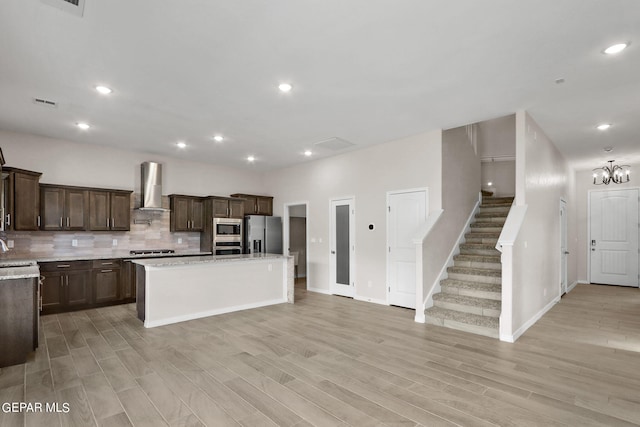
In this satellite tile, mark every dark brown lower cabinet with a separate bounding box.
[0,277,38,368]
[40,262,92,314]
[93,259,121,303]
[121,260,136,301]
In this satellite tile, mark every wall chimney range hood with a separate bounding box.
[138,162,169,211]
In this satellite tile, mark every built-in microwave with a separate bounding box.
[213,218,242,254]
[213,218,242,238]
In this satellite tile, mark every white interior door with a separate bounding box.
[330,198,355,297]
[560,199,568,294]
[387,189,427,308]
[589,188,639,287]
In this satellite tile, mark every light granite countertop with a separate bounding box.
[0,250,212,264]
[133,253,290,268]
[0,263,40,281]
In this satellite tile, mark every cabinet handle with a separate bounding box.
[67,217,70,227]
[60,217,63,227]
[101,262,113,266]
[37,216,41,227]
[101,269,113,273]
[107,218,110,228]
[57,264,71,268]
[6,213,10,227]
[226,207,230,217]
[111,218,114,228]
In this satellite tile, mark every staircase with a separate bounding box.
[425,196,514,338]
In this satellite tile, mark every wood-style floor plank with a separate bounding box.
[4,283,640,426]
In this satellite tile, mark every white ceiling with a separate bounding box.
[1,0,638,171]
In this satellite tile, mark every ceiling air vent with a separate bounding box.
[33,98,58,108]
[313,137,356,151]
[41,0,85,17]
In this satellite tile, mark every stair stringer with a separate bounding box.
[423,194,481,313]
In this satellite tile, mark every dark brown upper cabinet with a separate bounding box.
[169,195,204,232]
[230,193,273,216]
[88,190,132,231]
[2,167,41,231]
[40,184,89,231]
[211,196,245,219]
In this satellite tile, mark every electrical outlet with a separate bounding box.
[7,240,14,248]
[268,264,273,272]
[71,239,78,247]
[112,239,118,247]
[178,238,183,244]
[543,288,547,297]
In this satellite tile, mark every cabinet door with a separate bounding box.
[94,269,120,303]
[191,198,204,230]
[13,172,40,230]
[121,261,136,300]
[243,196,258,215]
[40,186,65,230]
[212,198,229,218]
[66,270,91,307]
[229,199,245,219]
[89,190,110,231]
[171,196,191,231]
[110,192,131,231]
[256,197,273,216]
[40,272,64,314]
[66,189,89,230]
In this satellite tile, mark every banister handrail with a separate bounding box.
[413,209,443,323]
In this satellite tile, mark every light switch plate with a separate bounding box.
[71,239,78,247]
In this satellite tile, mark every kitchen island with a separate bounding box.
[133,253,293,328]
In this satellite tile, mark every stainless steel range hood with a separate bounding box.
[138,162,169,211]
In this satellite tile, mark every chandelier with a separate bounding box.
[592,160,631,185]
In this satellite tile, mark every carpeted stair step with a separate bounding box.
[479,205,512,214]
[454,254,501,270]
[447,266,501,284]
[482,197,514,205]
[433,293,501,317]
[440,278,502,300]
[459,243,500,256]
[465,232,500,244]
[425,306,499,338]
[475,211,508,220]
[470,222,505,232]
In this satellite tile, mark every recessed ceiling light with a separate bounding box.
[603,146,614,153]
[554,78,565,84]
[596,123,611,130]
[278,83,293,92]
[247,155,255,162]
[304,150,312,157]
[95,85,112,95]
[76,122,90,130]
[213,135,224,142]
[603,43,629,55]
[176,142,187,149]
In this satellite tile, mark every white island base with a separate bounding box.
[133,254,293,328]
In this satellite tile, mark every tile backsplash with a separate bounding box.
[0,195,202,258]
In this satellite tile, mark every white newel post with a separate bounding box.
[414,242,425,323]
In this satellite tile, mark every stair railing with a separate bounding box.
[412,209,443,323]
[495,204,527,342]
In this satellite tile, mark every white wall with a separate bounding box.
[0,130,267,197]
[477,114,515,159]
[510,112,573,334]
[422,126,480,303]
[481,160,515,197]
[267,130,442,303]
[574,162,640,283]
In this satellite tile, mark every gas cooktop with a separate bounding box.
[129,249,176,255]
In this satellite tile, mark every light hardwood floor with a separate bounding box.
[1,283,640,426]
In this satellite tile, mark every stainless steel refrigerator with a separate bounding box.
[244,215,283,254]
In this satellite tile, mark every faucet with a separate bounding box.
[0,238,9,252]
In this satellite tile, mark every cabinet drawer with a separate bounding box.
[39,260,92,272]
[92,259,122,269]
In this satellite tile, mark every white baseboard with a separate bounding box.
[354,295,388,306]
[307,287,331,295]
[144,298,287,328]
[500,296,560,342]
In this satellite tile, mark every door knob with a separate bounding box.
[564,251,570,255]
[331,250,336,254]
